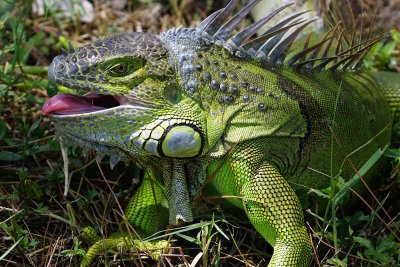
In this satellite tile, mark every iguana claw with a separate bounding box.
[80,227,169,267]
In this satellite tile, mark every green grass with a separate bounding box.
[0,0,399,266]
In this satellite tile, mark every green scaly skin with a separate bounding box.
[42,1,400,266]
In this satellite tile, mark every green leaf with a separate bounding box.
[381,41,396,58]
[0,120,6,140]
[308,188,330,199]
[175,233,198,243]
[364,239,393,263]
[145,219,223,242]
[213,223,229,240]
[383,148,400,159]
[391,29,400,42]
[19,176,43,200]
[326,257,347,266]
[368,42,383,54]
[351,211,372,224]
[0,237,23,261]
[353,236,373,250]
[0,151,21,161]
[28,118,42,137]
[374,238,395,255]
[46,80,59,97]
[332,146,387,207]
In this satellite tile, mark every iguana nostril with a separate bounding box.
[57,63,65,72]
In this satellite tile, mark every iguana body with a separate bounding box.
[42,0,400,266]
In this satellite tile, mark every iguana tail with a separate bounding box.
[374,71,400,131]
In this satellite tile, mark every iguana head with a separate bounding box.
[43,32,206,161]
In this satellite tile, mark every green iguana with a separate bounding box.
[41,0,400,266]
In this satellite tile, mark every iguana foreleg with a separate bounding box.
[124,172,169,235]
[241,162,311,266]
[208,145,311,266]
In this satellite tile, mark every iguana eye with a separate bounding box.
[106,57,144,77]
[109,63,132,77]
[114,64,128,73]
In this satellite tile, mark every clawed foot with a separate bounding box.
[80,227,169,267]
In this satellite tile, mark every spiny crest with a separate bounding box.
[195,0,384,71]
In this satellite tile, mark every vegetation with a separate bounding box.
[0,0,399,266]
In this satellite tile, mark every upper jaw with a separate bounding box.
[48,55,79,85]
[45,56,151,116]
[42,93,151,116]
[48,54,103,89]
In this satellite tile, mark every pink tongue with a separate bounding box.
[42,93,103,115]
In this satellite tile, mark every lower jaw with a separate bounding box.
[54,129,128,158]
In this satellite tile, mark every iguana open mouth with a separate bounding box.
[41,93,132,115]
